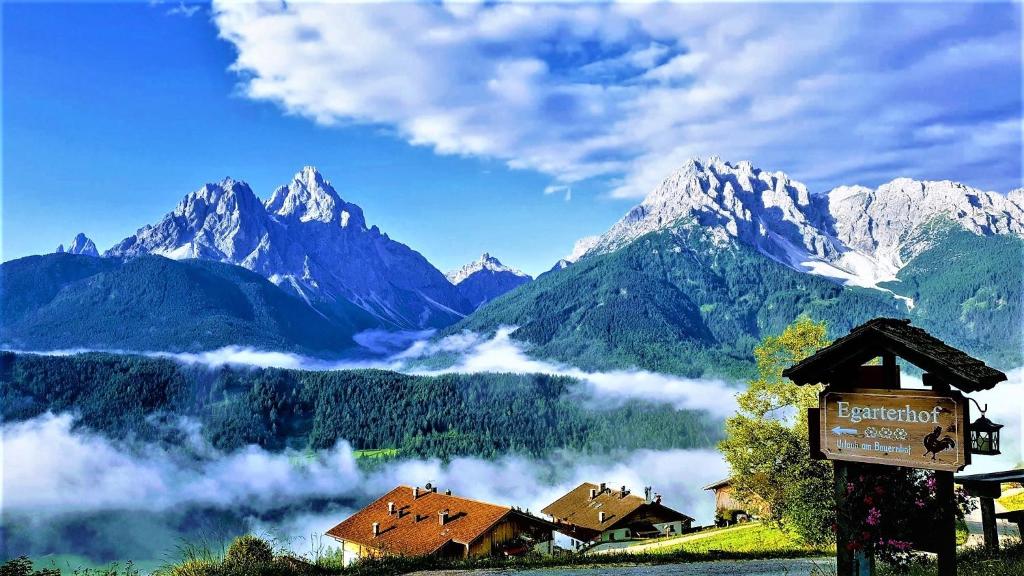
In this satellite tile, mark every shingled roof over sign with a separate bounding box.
[782,318,1007,392]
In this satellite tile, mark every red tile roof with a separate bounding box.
[541,482,693,534]
[326,486,527,556]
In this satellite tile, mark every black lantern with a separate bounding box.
[968,400,1003,456]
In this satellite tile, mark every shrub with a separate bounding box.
[225,535,275,568]
[166,560,218,576]
[0,557,59,576]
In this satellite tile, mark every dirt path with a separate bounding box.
[411,557,836,576]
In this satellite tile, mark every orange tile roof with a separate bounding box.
[326,486,526,556]
[541,482,693,533]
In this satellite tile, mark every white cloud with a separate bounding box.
[1,413,728,547]
[212,2,1021,197]
[402,328,741,418]
[543,184,572,202]
[165,2,201,18]
[9,327,740,418]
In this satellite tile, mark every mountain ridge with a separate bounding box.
[106,167,472,330]
[576,157,1023,292]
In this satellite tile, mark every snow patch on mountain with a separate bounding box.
[592,156,1024,299]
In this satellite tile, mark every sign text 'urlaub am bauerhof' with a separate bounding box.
[819,388,968,472]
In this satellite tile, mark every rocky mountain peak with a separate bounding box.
[67,233,99,256]
[265,166,365,228]
[597,156,836,267]
[107,167,468,329]
[446,252,532,309]
[447,253,530,286]
[56,233,100,256]
[592,156,1024,294]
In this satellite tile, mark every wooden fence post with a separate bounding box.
[980,496,999,552]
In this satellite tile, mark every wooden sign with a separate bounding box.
[819,388,968,472]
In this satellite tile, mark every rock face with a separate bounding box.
[107,167,472,329]
[588,157,1024,288]
[56,233,99,256]
[447,253,531,309]
[543,236,600,275]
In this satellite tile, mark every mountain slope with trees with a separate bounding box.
[0,351,721,458]
[449,223,908,378]
[0,253,376,354]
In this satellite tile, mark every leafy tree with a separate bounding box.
[719,317,836,544]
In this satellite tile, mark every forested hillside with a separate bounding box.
[0,253,377,354]
[449,224,908,378]
[0,352,721,458]
[882,222,1024,367]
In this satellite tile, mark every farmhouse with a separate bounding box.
[541,482,694,544]
[703,478,754,526]
[326,484,556,566]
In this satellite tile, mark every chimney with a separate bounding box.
[372,522,380,537]
[589,488,597,500]
[439,509,450,526]
[431,486,438,493]
[413,486,420,499]
[445,489,452,495]
[599,511,606,523]
[600,482,607,493]
[655,494,662,505]
[387,502,395,515]
[620,485,627,498]
[644,486,652,504]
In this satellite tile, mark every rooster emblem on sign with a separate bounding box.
[923,426,956,460]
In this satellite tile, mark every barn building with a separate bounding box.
[326,485,556,565]
[541,482,694,545]
[703,478,754,525]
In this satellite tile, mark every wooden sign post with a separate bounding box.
[783,318,1008,576]
[819,388,968,472]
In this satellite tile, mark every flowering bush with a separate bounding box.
[836,466,975,569]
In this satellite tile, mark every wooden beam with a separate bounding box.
[882,353,899,389]
[962,481,1003,499]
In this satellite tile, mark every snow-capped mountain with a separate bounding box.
[56,233,99,256]
[447,253,531,309]
[107,167,472,329]
[588,156,1024,290]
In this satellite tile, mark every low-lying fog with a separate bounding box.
[3,329,1021,570]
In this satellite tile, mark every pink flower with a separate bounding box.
[915,499,926,509]
[866,508,882,526]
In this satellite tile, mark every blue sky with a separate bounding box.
[3,1,1021,275]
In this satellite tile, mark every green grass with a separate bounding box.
[1000,491,1024,512]
[878,541,1024,576]
[650,523,828,555]
[352,448,400,460]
